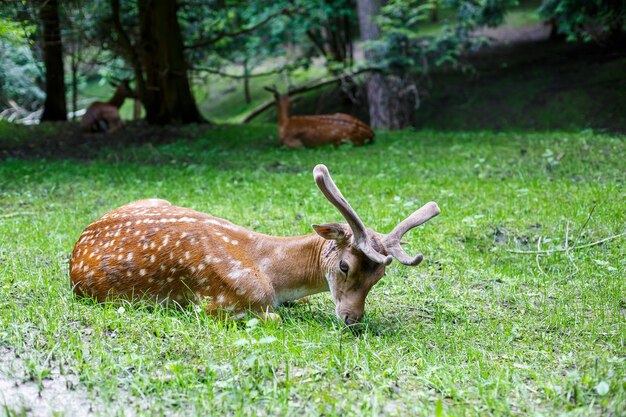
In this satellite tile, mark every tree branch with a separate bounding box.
[185,8,292,50]
[191,66,285,80]
[243,68,375,123]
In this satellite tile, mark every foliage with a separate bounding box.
[368,0,518,77]
[0,11,44,109]
[539,0,626,41]
[184,0,356,92]
[0,125,624,415]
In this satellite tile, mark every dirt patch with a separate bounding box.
[0,346,112,417]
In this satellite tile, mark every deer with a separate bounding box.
[69,165,440,325]
[265,86,375,148]
[81,79,137,133]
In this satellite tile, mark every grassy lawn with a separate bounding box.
[0,125,624,416]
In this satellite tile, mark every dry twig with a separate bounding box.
[506,232,626,254]
[0,212,36,219]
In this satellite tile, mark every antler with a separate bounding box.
[313,165,392,265]
[383,202,440,266]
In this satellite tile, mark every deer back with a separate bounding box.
[81,103,122,132]
[69,199,277,312]
[267,87,374,148]
[81,81,135,133]
[287,114,374,147]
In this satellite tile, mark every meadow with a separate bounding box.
[0,125,624,416]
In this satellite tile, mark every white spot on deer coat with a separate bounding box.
[227,268,251,280]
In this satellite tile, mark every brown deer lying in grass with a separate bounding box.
[81,80,136,133]
[70,165,440,325]
[265,86,374,148]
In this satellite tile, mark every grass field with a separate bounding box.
[0,125,624,416]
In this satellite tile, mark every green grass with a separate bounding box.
[0,125,624,416]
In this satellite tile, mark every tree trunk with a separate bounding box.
[137,0,204,124]
[430,0,439,23]
[40,0,67,121]
[357,0,416,129]
[366,73,417,129]
[71,57,78,120]
[134,99,142,120]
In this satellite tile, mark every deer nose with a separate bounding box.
[344,316,360,326]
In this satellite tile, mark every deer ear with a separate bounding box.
[312,223,348,242]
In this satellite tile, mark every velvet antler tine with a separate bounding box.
[313,165,367,237]
[313,165,392,265]
[388,202,440,241]
[383,202,440,266]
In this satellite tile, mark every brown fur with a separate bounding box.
[273,93,374,148]
[81,81,136,133]
[69,199,328,317]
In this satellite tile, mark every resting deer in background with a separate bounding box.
[265,86,375,148]
[81,79,137,133]
[70,165,440,325]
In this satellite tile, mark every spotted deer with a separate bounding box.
[69,165,440,324]
[81,80,136,133]
[265,86,374,148]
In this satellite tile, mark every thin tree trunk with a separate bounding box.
[71,56,78,120]
[430,0,439,22]
[243,59,251,104]
[357,0,416,129]
[40,0,67,121]
[134,99,142,120]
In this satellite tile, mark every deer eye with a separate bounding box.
[339,260,349,274]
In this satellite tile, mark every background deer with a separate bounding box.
[70,165,439,324]
[81,79,137,133]
[265,87,374,148]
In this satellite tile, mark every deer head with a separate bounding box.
[312,165,440,325]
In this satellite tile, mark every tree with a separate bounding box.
[539,0,626,42]
[40,0,67,121]
[358,0,517,129]
[357,0,417,129]
[110,0,204,124]
[0,15,45,110]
